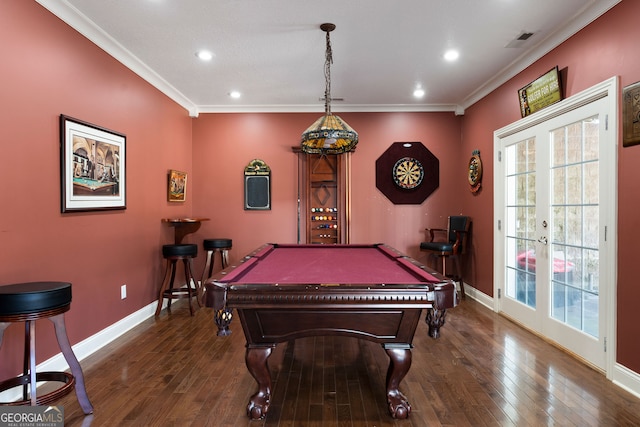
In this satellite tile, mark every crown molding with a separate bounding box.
[196,103,462,114]
[36,0,199,117]
[460,0,621,110]
[36,0,620,116]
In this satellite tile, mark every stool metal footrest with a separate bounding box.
[162,284,199,299]
[0,371,75,407]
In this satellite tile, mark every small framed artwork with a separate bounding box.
[60,115,126,212]
[623,81,640,147]
[168,169,187,202]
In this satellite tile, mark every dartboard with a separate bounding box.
[392,157,424,189]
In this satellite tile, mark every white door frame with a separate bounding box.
[493,76,618,379]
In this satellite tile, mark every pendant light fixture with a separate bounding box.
[300,23,358,154]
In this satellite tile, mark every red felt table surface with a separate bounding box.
[220,245,440,285]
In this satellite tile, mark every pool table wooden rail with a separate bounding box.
[207,281,455,338]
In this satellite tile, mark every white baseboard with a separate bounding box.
[612,362,640,399]
[42,300,161,370]
[0,300,161,403]
[461,281,494,310]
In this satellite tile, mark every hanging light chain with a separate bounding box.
[323,24,334,115]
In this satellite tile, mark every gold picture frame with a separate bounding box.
[623,81,640,147]
[168,170,187,202]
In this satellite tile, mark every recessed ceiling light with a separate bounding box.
[196,50,213,61]
[229,91,241,99]
[413,87,425,98]
[444,49,459,61]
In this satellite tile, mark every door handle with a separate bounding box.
[538,236,548,245]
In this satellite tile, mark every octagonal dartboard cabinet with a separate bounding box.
[375,142,439,205]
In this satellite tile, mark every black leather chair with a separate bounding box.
[420,216,470,299]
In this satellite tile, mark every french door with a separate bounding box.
[494,78,617,372]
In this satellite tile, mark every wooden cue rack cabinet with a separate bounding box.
[294,149,350,244]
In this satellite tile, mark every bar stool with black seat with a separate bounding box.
[0,282,93,414]
[420,215,471,299]
[201,238,232,285]
[155,243,200,316]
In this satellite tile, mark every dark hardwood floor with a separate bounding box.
[55,299,640,426]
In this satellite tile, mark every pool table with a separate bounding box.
[72,177,117,195]
[204,243,457,420]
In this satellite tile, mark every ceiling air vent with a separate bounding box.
[505,31,535,48]
[517,32,534,41]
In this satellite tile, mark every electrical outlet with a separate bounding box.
[121,284,127,300]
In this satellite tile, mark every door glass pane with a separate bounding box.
[565,205,582,247]
[505,138,536,308]
[553,205,566,244]
[584,205,599,247]
[584,162,599,204]
[553,168,565,205]
[549,116,599,338]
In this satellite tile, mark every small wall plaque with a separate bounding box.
[623,81,640,147]
[518,66,562,118]
[244,159,271,210]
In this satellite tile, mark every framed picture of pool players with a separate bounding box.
[60,115,126,212]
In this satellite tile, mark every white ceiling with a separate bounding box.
[36,0,620,117]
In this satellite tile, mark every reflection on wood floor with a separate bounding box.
[57,299,640,426]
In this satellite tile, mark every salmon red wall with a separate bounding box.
[191,112,464,273]
[0,1,193,378]
[460,0,640,372]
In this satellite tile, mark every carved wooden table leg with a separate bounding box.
[245,346,274,419]
[214,308,233,336]
[50,314,94,414]
[384,346,412,419]
[426,307,447,338]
